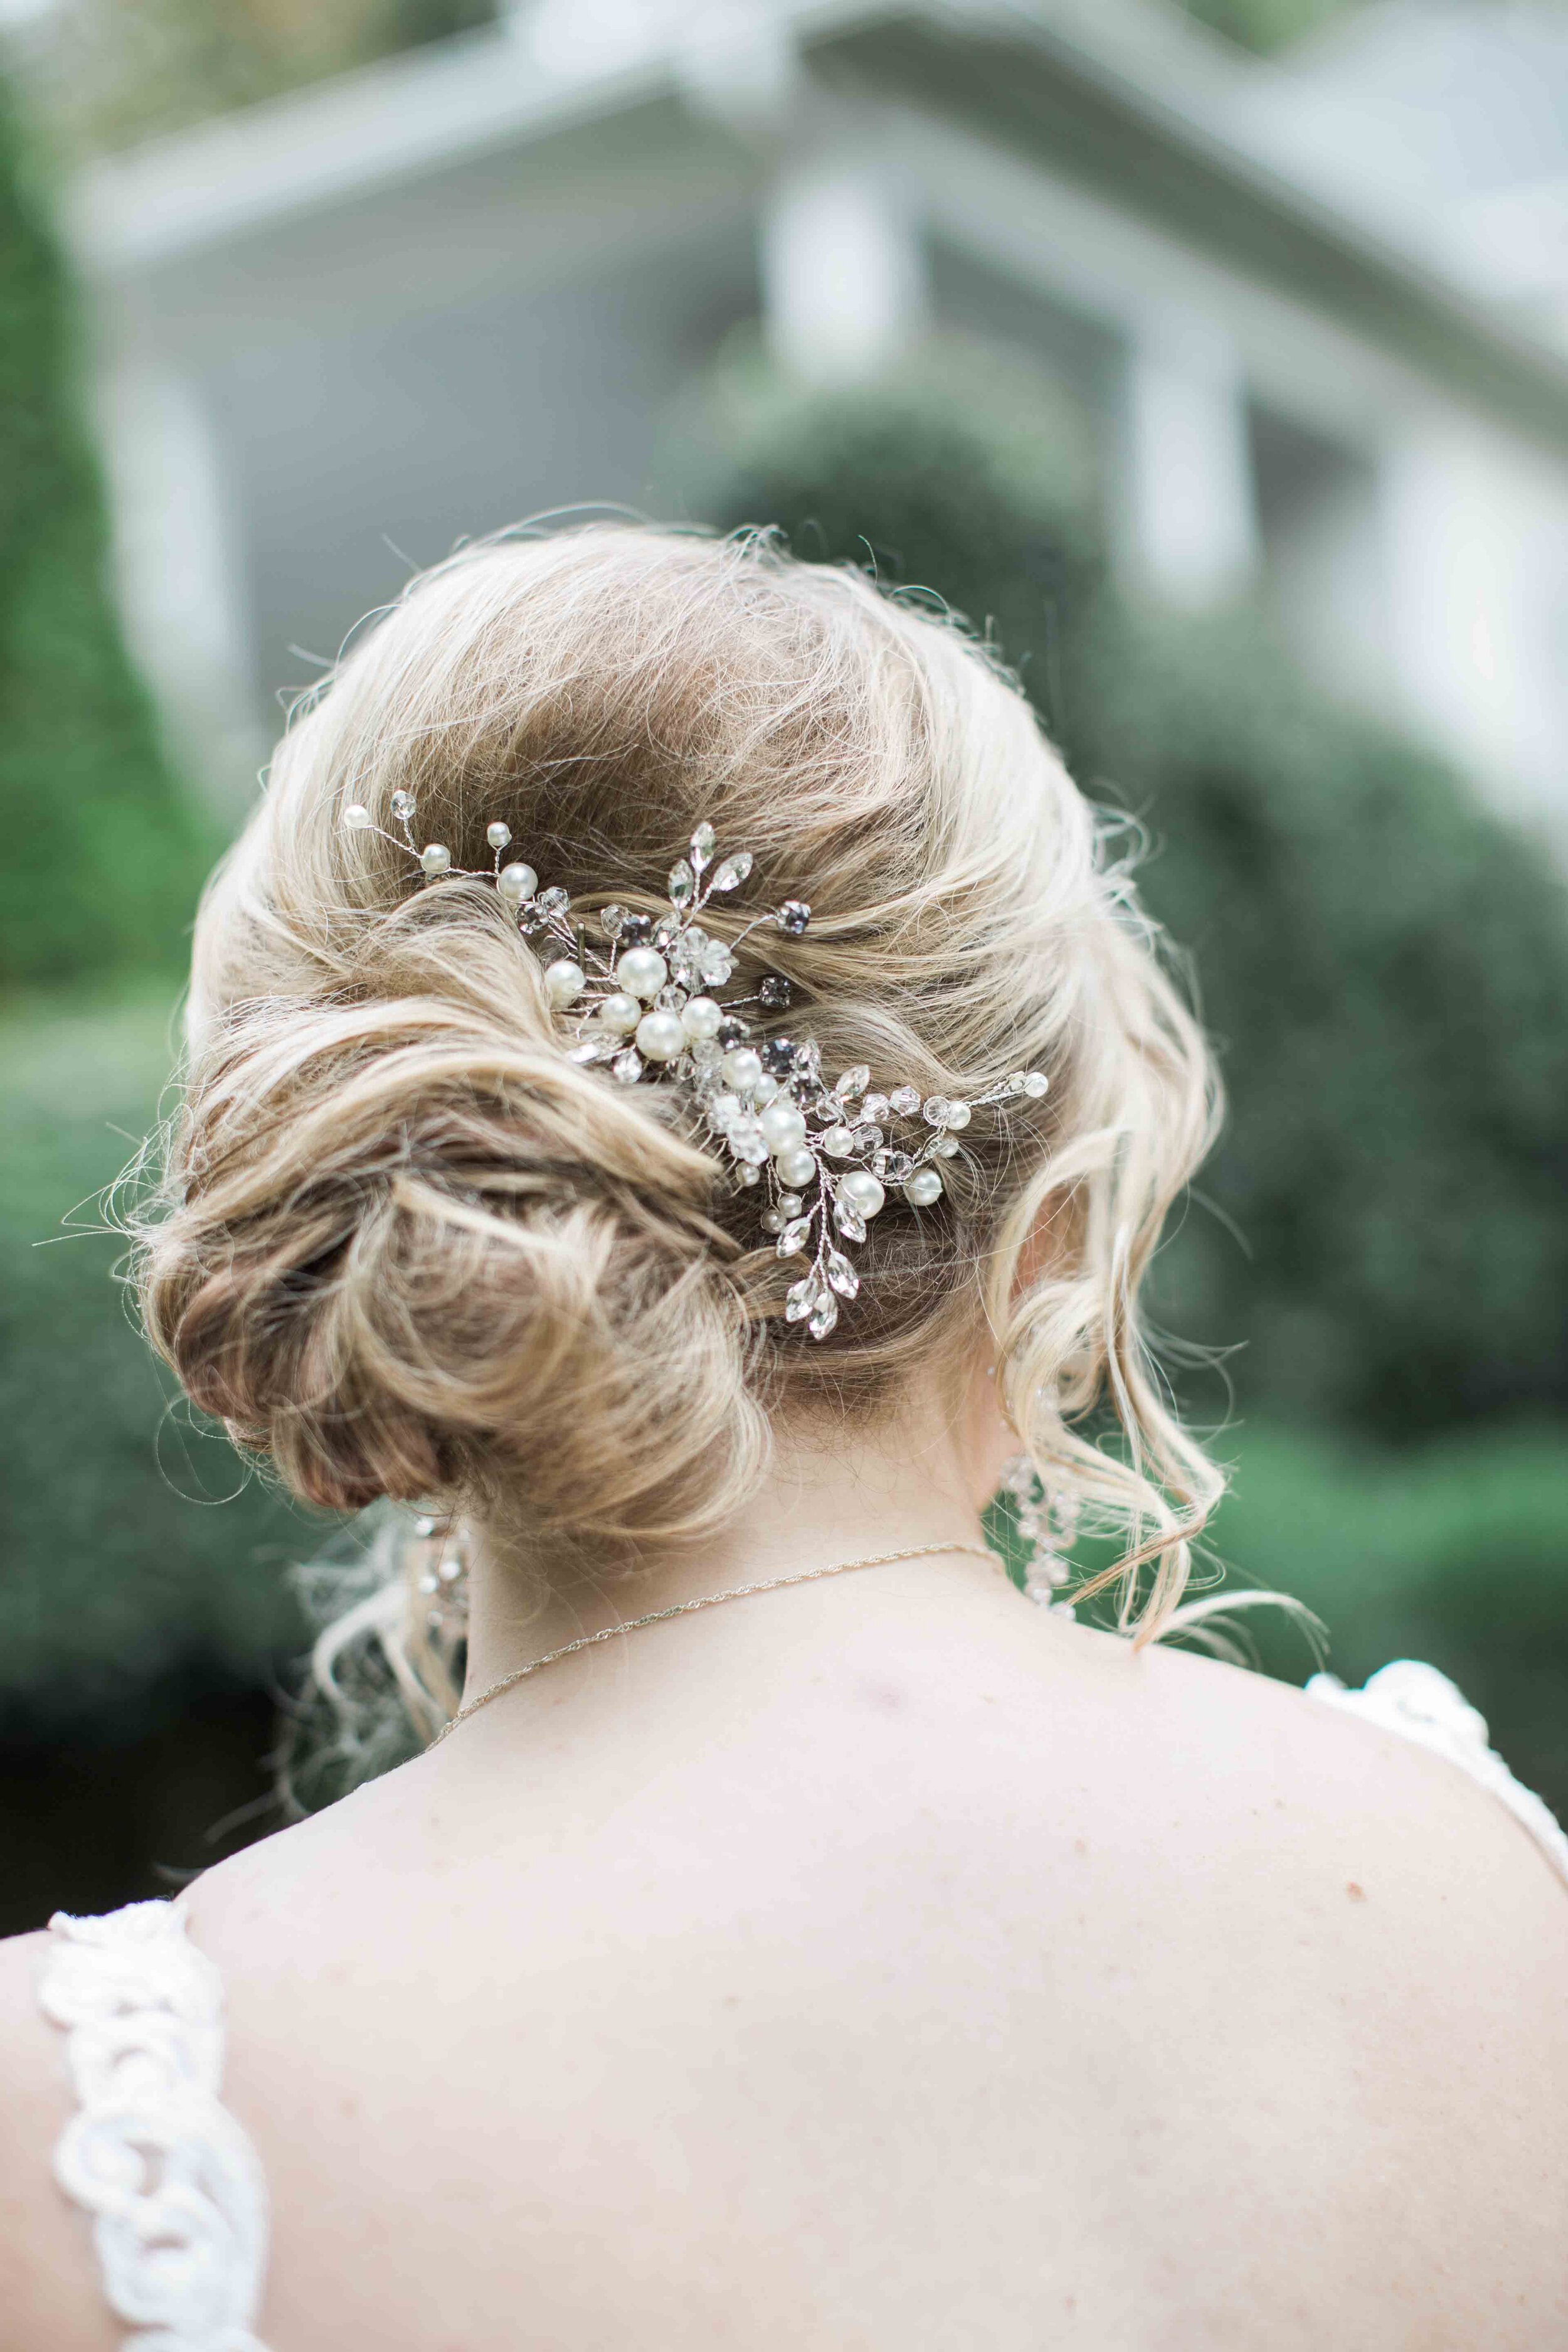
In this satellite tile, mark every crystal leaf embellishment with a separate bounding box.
[786,1271,820,1323]
[825,1248,859,1300]
[691,821,716,867]
[612,1047,644,1084]
[835,1065,870,1099]
[776,1216,813,1259]
[807,1289,839,1338]
[710,851,753,893]
[669,859,695,906]
[832,1193,866,1242]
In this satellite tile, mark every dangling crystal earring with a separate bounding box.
[998,1455,1079,1613]
[413,1514,470,1637]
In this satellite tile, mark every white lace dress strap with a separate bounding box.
[36,1897,272,2352]
[1308,1659,1568,1887]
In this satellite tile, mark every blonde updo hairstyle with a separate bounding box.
[138,525,1222,1747]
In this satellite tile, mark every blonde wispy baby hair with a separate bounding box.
[135,522,1222,1743]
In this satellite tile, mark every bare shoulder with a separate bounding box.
[1044,1626,1568,2124]
[0,1931,115,2352]
[1066,1623,1568,1931]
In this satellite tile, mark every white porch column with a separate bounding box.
[1118,310,1257,608]
[760,156,927,387]
[93,349,265,808]
[1379,416,1568,835]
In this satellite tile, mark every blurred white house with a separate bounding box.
[56,0,1568,836]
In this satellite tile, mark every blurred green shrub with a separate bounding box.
[1171,0,1367,53]
[36,0,497,163]
[0,992,315,1744]
[711,374,1568,1444]
[1212,1420,1568,1818]
[0,80,213,988]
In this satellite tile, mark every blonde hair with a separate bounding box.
[136,524,1222,1758]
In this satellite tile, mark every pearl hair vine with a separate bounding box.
[341,793,1049,1340]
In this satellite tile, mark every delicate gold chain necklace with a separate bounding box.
[427,1541,999,1748]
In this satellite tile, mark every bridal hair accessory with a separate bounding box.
[341,797,1050,1338]
[425,1540,1002,1746]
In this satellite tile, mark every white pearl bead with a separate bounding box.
[839,1168,886,1218]
[752,1073,779,1105]
[721,1046,763,1091]
[943,1100,972,1130]
[499,862,538,903]
[821,1124,855,1159]
[774,1146,818,1190]
[760,1102,807,1153]
[420,842,452,876]
[681,995,723,1040]
[342,802,373,829]
[544,959,585,1007]
[598,991,642,1034]
[635,1009,686,1062]
[903,1167,943,1207]
[486,821,512,849]
[616,946,668,1000]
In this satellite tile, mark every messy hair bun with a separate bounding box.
[138,524,1219,1651]
[146,910,765,1554]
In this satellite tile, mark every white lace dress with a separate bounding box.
[34,1662,1568,2351]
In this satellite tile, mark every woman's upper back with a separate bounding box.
[4,1591,1566,2352]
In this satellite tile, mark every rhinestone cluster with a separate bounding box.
[341,798,1049,1340]
[999,1455,1079,1609]
[411,1513,469,1636]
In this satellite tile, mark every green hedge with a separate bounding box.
[711,377,1568,1444]
[0,992,314,1743]
[0,78,213,990]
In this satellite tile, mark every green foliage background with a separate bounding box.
[0,78,309,1789]
[0,85,213,987]
[1172,0,1368,53]
[0,995,312,1746]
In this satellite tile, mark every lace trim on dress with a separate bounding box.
[37,1899,272,2352]
[1308,1659,1568,1887]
